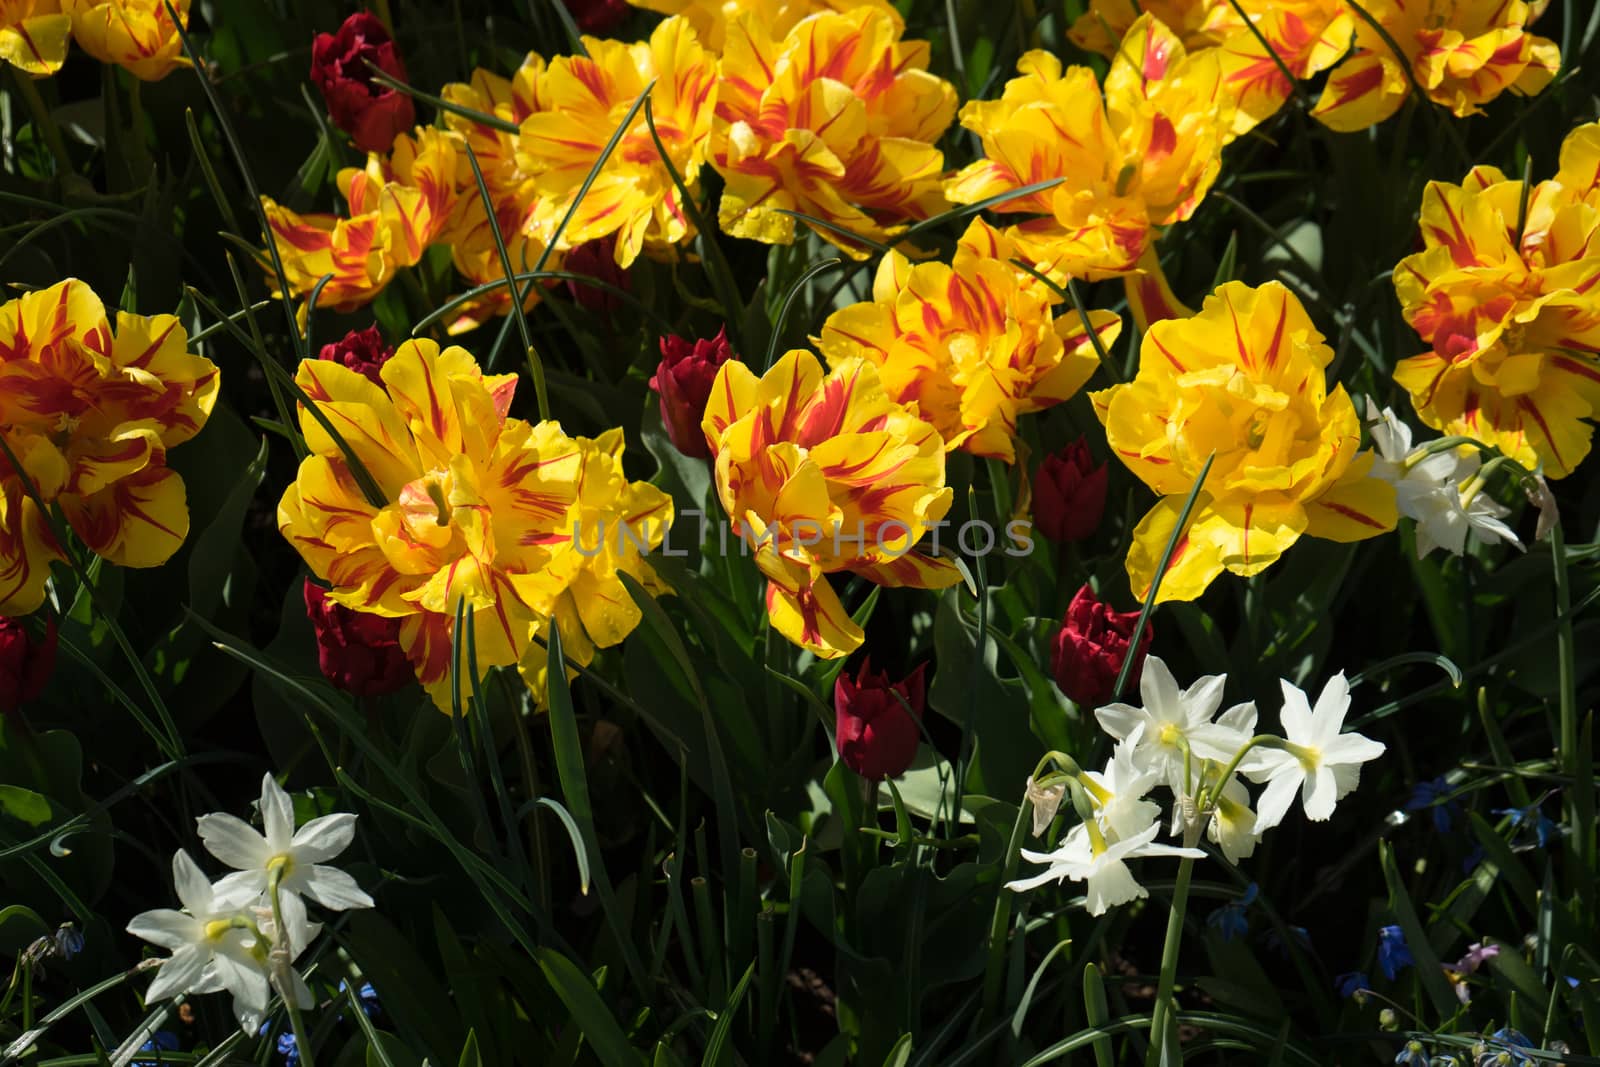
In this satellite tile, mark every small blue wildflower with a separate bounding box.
[1206,883,1258,942]
[276,1030,301,1067]
[1476,1028,1535,1067]
[1262,922,1311,958]
[1378,925,1414,981]
[1395,1038,1430,1065]
[1335,971,1371,998]
[1406,777,1460,833]
[1493,802,1557,849]
[52,923,84,960]
[133,1030,181,1066]
[337,978,381,1018]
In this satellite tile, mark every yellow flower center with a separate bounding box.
[267,853,295,882]
[1157,722,1182,746]
[203,919,235,942]
[424,480,453,526]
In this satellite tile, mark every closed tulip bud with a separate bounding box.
[563,235,630,315]
[303,579,411,697]
[1033,438,1108,542]
[562,0,630,34]
[0,616,57,716]
[318,325,394,386]
[310,12,416,154]
[1049,585,1151,708]
[834,659,927,780]
[651,327,736,459]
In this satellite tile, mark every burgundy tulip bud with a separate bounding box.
[563,235,630,315]
[834,658,927,780]
[562,0,631,34]
[310,12,417,154]
[650,327,737,459]
[318,325,395,386]
[1049,585,1151,708]
[1032,437,1108,542]
[0,616,57,717]
[303,579,412,697]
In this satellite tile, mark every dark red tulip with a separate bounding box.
[563,0,631,34]
[1033,438,1108,542]
[563,235,631,316]
[1049,585,1151,708]
[303,579,412,697]
[835,658,926,780]
[0,616,56,716]
[650,327,736,459]
[310,12,416,154]
[319,325,395,386]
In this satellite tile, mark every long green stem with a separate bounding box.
[269,870,316,1067]
[1145,851,1196,1067]
[11,72,73,179]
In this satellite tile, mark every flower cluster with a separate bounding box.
[0,279,219,615]
[128,775,373,1033]
[2,0,190,80]
[276,338,671,709]
[1010,657,1385,914]
[267,8,956,328]
[1069,0,1559,137]
[1392,121,1600,479]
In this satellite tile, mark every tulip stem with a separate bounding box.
[1145,850,1196,1067]
[10,71,74,181]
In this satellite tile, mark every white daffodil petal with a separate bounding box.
[1310,673,1352,736]
[126,909,197,951]
[290,812,359,863]
[1301,766,1338,821]
[143,945,209,1003]
[1323,732,1386,765]
[1276,679,1312,739]
[300,864,375,911]
[211,949,271,1014]
[1094,703,1143,741]
[1085,860,1145,916]
[1006,867,1069,893]
[1181,674,1227,724]
[171,850,215,915]
[210,869,268,909]
[196,813,271,871]
[1254,772,1300,832]
[259,774,297,854]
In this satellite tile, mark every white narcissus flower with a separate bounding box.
[1365,399,1522,559]
[1244,673,1386,831]
[197,773,373,952]
[1206,773,1260,863]
[1007,822,1205,916]
[1080,728,1161,841]
[1094,657,1256,793]
[126,851,272,1033]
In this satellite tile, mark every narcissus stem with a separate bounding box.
[1145,849,1196,1067]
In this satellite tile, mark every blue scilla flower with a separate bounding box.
[133,1030,180,1066]
[1378,925,1414,980]
[1206,883,1257,942]
[1395,1039,1430,1065]
[1406,777,1460,833]
[52,923,84,960]
[1493,802,1557,849]
[337,979,381,1018]
[1262,922,1311,958]
[1475,1029,1535,1067]
[276,1030,301,1067]
[1335,971,1371,998]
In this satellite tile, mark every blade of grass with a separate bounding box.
[412,270,674,335]
[764,258,843,372]
[1113,453,1215,700]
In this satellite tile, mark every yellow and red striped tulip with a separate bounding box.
[0,279,218,613]
[944,16,1233,284]
[1094,281,1396,602]
[439,57,561,333]
[61,0,188,81]
[711,7,956,256]
[261,126,461,318]
[701,350,958,658]
[1391,122,1600,478]
[1215,0,1352,135]
[515,17,717,268]
[1,0,71,76]
[277,338,670,708]
[816,219,1120,461]
[1312,0,1559,131]
[627,0,903,54]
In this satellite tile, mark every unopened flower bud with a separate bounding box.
[1024,776,1066,837]
[1379,1008,1398,1030]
